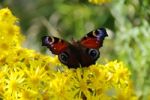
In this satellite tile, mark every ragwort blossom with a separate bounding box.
[88,0,111,4]
[0,8,137,100]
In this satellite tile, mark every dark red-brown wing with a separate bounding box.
[42,36,69,54]
[80,28,108,49]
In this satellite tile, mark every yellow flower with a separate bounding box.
[89,0,111,4]
[3,67,25,99]
[0,8,17,23]
[20,87,38,100]
[48,69,73,99]
[23,60,49,89]
[0,8,24,60]
[0,8,137,100]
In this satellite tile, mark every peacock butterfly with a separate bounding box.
[42,28,108,68]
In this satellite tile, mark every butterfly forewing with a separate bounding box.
[80,28,108,49]
[42,36,69,54]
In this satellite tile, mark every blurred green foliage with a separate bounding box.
[112,1,150,99]
[0,0,150,99]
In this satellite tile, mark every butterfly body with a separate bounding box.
[42,28,108,68]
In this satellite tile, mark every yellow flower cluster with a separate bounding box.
[0,8,137,100]
[88,0,111,4]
